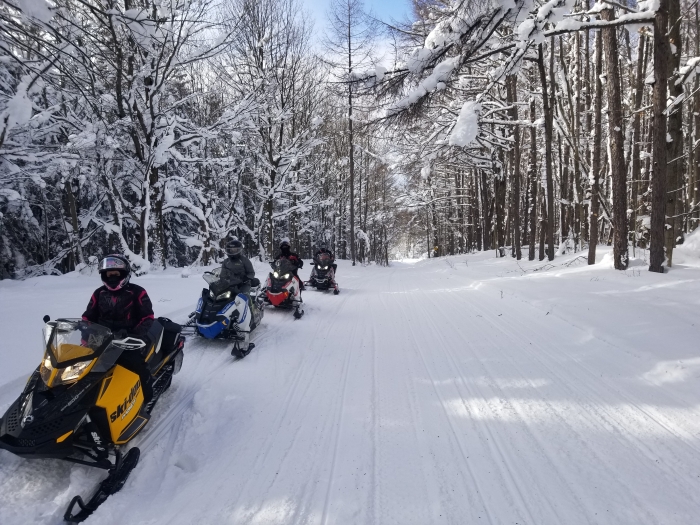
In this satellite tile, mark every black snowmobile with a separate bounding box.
[305,252,340,294]
[0,316,184,522]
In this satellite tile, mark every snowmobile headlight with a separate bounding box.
[273,271,279,278]
[40,353,94,387]
[40,354,54,385]
[216,290,232,301]
[283,273,290,279]
[323,266,328,270]
[59,360,93,383]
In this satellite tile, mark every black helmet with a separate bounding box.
[226,239,243,257]
[98,254,131,291]
[280,237,291,250]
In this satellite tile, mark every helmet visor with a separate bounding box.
[226,241,243,256]
[99,256,128,272]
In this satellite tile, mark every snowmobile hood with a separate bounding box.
[0,371,100,458]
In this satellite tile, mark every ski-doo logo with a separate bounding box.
[91,431,102,446]
[109,380,141,423]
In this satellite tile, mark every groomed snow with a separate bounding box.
[2,249,700,524]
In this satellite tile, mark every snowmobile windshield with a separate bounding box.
[315,253,332,265]
[46,319,111,365]
[41,319,112,388]
[203,267,221,285]
[271,258,296,276]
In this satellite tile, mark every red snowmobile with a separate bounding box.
[262,258,304,319]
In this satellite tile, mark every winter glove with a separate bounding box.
[249,277,261,287]
[113,329,128,340]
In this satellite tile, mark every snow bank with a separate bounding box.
[673,227,700,266]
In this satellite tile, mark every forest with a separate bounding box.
[1,0,698,277]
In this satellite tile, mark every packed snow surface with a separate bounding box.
[2,249,700,524]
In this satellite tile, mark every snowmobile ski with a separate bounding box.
[64,447,141,522]
[293,307,304,320]
[231,342,255,359]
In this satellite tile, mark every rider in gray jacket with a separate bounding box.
[219,239,256,296]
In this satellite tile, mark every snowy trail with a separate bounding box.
[2,252,700,524]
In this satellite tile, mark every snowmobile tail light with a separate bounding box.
[216,290,232,301]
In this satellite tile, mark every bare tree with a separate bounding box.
[324,0,379,266]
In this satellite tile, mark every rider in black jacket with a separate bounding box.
[219,239,257,296]
[274,238,304,289]
[314,244,337,272]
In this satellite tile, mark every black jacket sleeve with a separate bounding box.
[82,289,101,323]
[132,287,155,335]
[243,257,255,280]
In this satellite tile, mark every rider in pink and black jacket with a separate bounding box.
[82,254,156,400]
[82,255,154,336]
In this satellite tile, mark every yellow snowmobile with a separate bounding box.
[0,317,184,522]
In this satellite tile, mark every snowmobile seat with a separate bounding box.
[158,317,182,356]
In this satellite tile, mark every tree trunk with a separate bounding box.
[508,75,522,260]
[347,5,356,266]
[588,27,604,265]
[694,2,700,224]
[537,42,555,261]
[528,70,539,261]
[63,178,84,270]
[495,170,506,257]
[649,0,670,273]
[630,34,647,253]
[601,8,628,270]
[664,0,683,266]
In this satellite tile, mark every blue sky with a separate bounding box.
[302,0,413,37]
